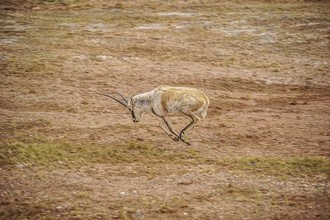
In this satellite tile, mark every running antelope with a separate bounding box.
[98,86,209,145]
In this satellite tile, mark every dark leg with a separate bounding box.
[179,113,201,142]
[162,116,191,145]
[161,116,180,140]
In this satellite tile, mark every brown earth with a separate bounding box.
[1,0,330,219]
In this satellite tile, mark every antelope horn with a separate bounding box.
[97,92,128,108]
[115,92,128,105]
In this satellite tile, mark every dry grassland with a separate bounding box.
[1,0,329,219]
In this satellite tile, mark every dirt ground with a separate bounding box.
[1,0,330,219]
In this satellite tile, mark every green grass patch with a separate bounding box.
[0,202,55,220]
[1,141,328,178]
[217,157,330,178]
[0,141,201,167]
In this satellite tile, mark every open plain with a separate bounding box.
[1,0,329,219]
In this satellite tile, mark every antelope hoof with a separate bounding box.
[180,137,190,145]
[173,136,181,142]
[182,139,191,146]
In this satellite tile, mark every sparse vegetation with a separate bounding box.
[1,141,329,180]
[1,0,329,219]
[218,157,330,178]
[0,140,200,167]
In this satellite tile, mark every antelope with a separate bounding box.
[98,86,209,145]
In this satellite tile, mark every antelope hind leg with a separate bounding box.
[160,117,191,145]
[180,114,201,141]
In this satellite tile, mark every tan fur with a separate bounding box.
[159,86,209,117]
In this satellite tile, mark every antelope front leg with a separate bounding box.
[159,120,179,141]
[161,116,180,141]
